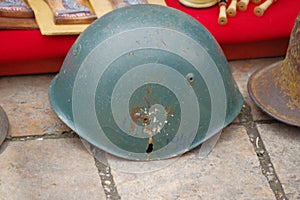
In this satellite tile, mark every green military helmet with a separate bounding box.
[49,4,243,161]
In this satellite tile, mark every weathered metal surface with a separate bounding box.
[0,106,9,146]
[248,62,300,126]
[49,5,243,160]
[248,13,300,127]
[277,14,300,113]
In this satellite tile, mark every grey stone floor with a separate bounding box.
[0,57,299,200]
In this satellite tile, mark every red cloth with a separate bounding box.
[0,1,299,64]
[165,0,300,43]
[0,30,76,63]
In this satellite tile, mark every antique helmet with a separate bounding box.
[0,105,9,146]
[248,13,300,127]
[49,4,243,160]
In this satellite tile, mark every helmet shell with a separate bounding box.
[0,106,9,146]
[49,5,243,160]
[248,13,300,127]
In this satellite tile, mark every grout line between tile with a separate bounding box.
[5,130,78,141]
[238,103,288,200]
[88,143,121,200]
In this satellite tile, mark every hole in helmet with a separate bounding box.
[146,137,153,153]
[143,115,150,125]
[146,143,153,153]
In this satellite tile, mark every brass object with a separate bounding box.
[179,0,218,8]
[248,13,300,127]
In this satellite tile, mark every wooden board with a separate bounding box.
[0,17,38,29]
[0,0,37,29]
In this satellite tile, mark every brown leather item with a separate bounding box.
[0,0,34,18]
[44,0,97,25]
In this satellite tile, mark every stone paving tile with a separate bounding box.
[0,138,105,200]
[0,75,70,137]
[108,125,274,200]
[229,57,283,122]
[257,123,300,200]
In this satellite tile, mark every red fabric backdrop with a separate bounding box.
[165,0,300,43]
[0,0,299,75]
[0,30,76,63]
